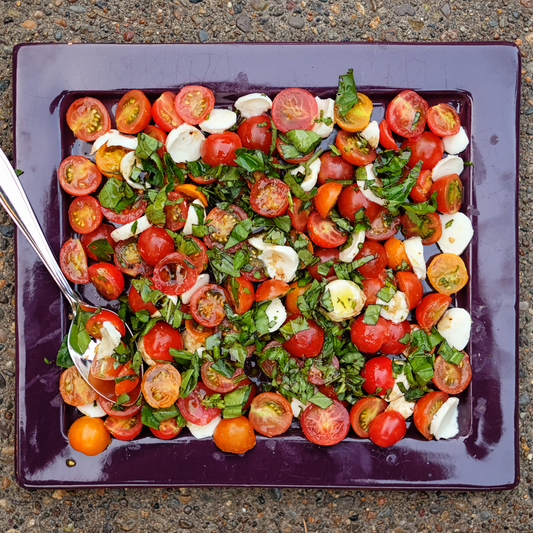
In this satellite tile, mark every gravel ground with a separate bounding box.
[0,0,533,532]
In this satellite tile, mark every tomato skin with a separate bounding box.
[153,251,198,296]
[368,410,406,447]
[401,211,442,246]
[204,205,248,253]
[314,182,343,219]
[60,366,99,407]
[361,275,385,307]
[355,241,388,278]
[427,103,461,137]
[365,209,401,241]
[138,226,176,266]
[361,356,395,396]
[255,279,289,302]
[115,89,152,134]
[88,262,125,300]
[430,173,463,214]
[237,115,273,154]
[383,237,411,271]
[307,211,347,249]
[190,284,228,327]
[58,155,102,196]
[185,236,209,273]
[402,131,444,170]
[86,310,126,338]
[317,151,355,186]
[178,382,221,426]
[104,415,143,441]
[60,238,89,284]
[282,317,324,358]
[285,282,309,315]
[433,353,472,394]
[301,400,350,446]
[68,195,103,235]
[141,363,182,409]
[409,169,433,204]
[416,293,452,332]
[378,119,398,150]
[334,92,373,132]
[175,85,215,125]
[386,89,429,138]
[224,276,254,315]
[68,416,111,456]
[288,197,313,233]
[396,271,423,310]
[249,392,293,437]
[350,397,388,439]
[271,87,318,133]
[427,253,468,295]
[214,416,256,454]
[143,125,167,160]
[152,91,183,132]
[113,238,154,278]
[380,320,411,355]
[80,224,116,262]
[115,362,140,397]
[142,321,183,363]
[351,312,388,350]
[413,390,449,440]
[164,191,189,232]
[337,184,382,223]
[94,143,128,179]
[101,197,147,225]
[128,283,158,315]
[201,132,242,167]
[185,319,213,344]
[336,130,377,166]
[250,178,290,217]
[98,396,143,419]
[150,417,183,440]
[66,97,111,142]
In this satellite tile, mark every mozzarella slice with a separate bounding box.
[438,212,473,255]
[386,396,415,420]
[182,329,206,354]
[387,367,410,403]
[265,298,287,333]
[248,235,271,251]
[377,291,409,323]
[442,126,469,155]
[234,93,273,118]
[259,245,299,282]
[360,120,380,149]
[187,415,221,439]
[120,151,145,190]
[431,155,464,181]
[181,273,210,305]
[291,398,307,418]
[96,321,122,360]
[290,158,321,193]
[325,279,366,322]
[91,130,114,154]
[78,400,106,418]
[403,236,426,280]
[437,307,471,351]
[311,97,335,138]
[339,230,365,263]
[430,397,460,440]
[199,108,237,134]
[166,124,205,163]
[107,131,138,151]
[183,199,205,236]
[110,215,152,242]
[138,337,157,366]
[357,164,386,206]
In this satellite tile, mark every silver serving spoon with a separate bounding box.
[0,148,132,401]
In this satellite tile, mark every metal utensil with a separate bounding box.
[0,147,129,401]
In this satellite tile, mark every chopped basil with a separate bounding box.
[56,334,74,368]
[308,391,334,409]
[87,238,115,262]
[329,145,341,156]
[438,340,465,365]
[335,68,359,118]
[363,304,381,326]
[210,359,235,379]
[279,315,309,341]
[273,215,292,234]
[135,133,162,159]
[285,130,322,155]
[445,219,454,229]
[225,218,253,250]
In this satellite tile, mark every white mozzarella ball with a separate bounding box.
[437,212,473,255]
[311,97,335,138]
[187,415,221,439]
[199,109,237,134]
[77,401,106,418]
[377,291,409,323]
[324,279,366,322]
[403,236,426,280]
[442,126,469,155]
[183,199,205,236]
[181,273,210,305]
[291,158,321,193]
[386,396,415,420]
[166,124,205,163]
[234,93,272,118]
[357,164,386,206]
[430,397,460,440]
[431,155,464,181]
[265,298,287,333]
[259,246,299,282]
[437,307,471,351]
[339,230,366,263]
[360,120,380,149]
[110,215,152,242]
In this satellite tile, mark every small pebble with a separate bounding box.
[123,31,134,41]
[393,4,415,16]
[21,20,36,29]
[288,15,305,29]
[199,29,209,42]
[55,31,63,40]
[236,13,252,32]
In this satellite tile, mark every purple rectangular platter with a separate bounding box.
[13,43,520,490]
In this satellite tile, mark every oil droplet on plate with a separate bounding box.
[386,453,397,465]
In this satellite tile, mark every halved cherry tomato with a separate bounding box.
[141,363,181,409]
[88,262,124,300]
[60,366,99,407]
[66,97,110,142]
[94,143,128,179]
[68,195,103,234]
[105,414,143,441]
[415,293,452,331]
[142,321,183,363]
[58,155,102,196]
[90,355,122,381]
[80,224,116,262]
[307,211,347,249]
[307,247,338,282]
[201,361,243,393]
[384,236,411,271]
[396,271,423,310]
[152,91,183,132]
[307,356,339,386]
[365,208,401,241]
[285,281,309,315]
[185,319,213,343]
[115,89,151,134]
[164,191,189,232]
[413,390,449,440]
[402,131,444,170]
[128,282,158,315]
[150,417,183,440]
[241,252,269,283]
[334,92,373,132]
[427,103,461,137]
[302,399,352,447]
[288,197,313,233]
[380,320,411,355]
[249,392,293,437]
[250,178,290,217]
[178,382,221,426]
[201,132,242,167]
[101,197,147,224]
[409,169,433,204]
[190,284,227,327]
[378,119,398,150]
[143,125,167,160]
[179,235,208,273]
[86,310,126,339]
[138,226,175,266]
[98,395,143,418]
[368,410,406,447]
[430,173,463,214]
[153,251,198,296]
[114,238,154,278]
[361,356,395,396]
[337,184,382,223]
[317,151,355,186]
[355,241,388,278]
[427,253,468,295]
[173,184,209,207]
[204,204,248,253]
[314,182,343,219]
[282,317,324,358]
[214,416,256,454]
[115,362,140,397]
[175,85,215,125]
[433,353,472,394]
[401,211,442,246]
[275,136,315,164]
[60,238,89,284]
[237,115,273,154]
[271,88,318,133]
[68,416,111,456]
[361,274,386,307]
[336,130,377,166]
[350,397,388,439]
[255,279,290,302]
[224,276,254,315]
[386,89,429,138]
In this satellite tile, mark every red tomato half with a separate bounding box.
[150,417,183,440]
[104,415,143,441]
[66,97,111,142]
[401,211,442,246]
[143,125,167,160]
[204,205,248,253]
[60,238,89,284]
[115,362,140,397]
[190,284,227,327]
[58,156,102,196]
[68,195,103,235]
[365,208,401,241]
[386,89,429,138]
[307,211,347,249]
[113,238,154,278]
[115,90,151,134]
[164,191,189,232]
[337,184,382,223]
[368,411,406,447]
[250,178,289,217]
[378,119,398,150]
[402,131,444,170]
[317,151,355,186]
[415,293,452,331]
[101,197,147,225]
[80,224,116,262]
[128,283,158,315]
[237,115,273,154]
[88,263,124,300]
[201,361,243,393]
[307,247,338,282]
[224,276,254,315]
[142,321,183,362]
[350,315,390,354]
[433,353,472,394]
[350,397,388,439]
[301,400,350,446]
[98,396,143,419]
[430,173,463,214]
[175,85,215,125]
[271,88,318,133]
[380,320,411,355]
[409,169,433,204]
[427,103,461,137]
[355,241,388,278]
[152,251,198,296]
[361,275,385,307]
[361,356,395,396]
[152,91,183,132]
[178,382,221,426]
[288,197,313,233]
[282,317,324,358]
[255,279,289,302]
[201,132,242,167]
[91,355,122,382]
[396,271,423,310]
[249,392,293,437]
[86,310,126,339]
[275,136,315,164]
[336,130,377,166]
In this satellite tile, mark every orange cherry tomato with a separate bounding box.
[94,143,128,179]
[314,182,343,219]
[141,363,182,409]
[255,279,290,302]
[184,318,214,344]
[173,184,208,207]
[224,276,255,315]
[285,281,309,315]
[213,416,256,454]
[249,392,293,437]
[59,366,99,407]
[427,253,468,295]
[68,416,111,456]
[383,236,412,271]
[334,92,373,132]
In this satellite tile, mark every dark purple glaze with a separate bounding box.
[13,43,520,489]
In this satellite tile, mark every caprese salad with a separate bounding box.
[56,69,474,456]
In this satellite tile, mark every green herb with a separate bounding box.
[145,188,168,226]
[15,169,24,177]
[314,110,333,126]
[285,130,322,155]
[445,219,454,229]
[335,68,358,118]
[363,304,381,326]
[87,238,115,262]
[225,218,253,250]
[98,178,136,212]
[438,340,465,365]
[403,387,426,402]
[464,161,474,166]
[279,315,309,341]
[187,159,211,177]
[56,334,74,368]
[329,145,341,156]
[273,215,292,234]
[308,391,334,409]
[135,133,162,159]
[210,359,236,379]
[283,171,317,202]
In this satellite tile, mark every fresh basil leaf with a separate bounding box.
[187,160,211,177]
[376,284,397,303]
[335,68,358,117]
[135,133,162,159]
[279,315,309,341]
[211,360,235,379]
[283,171,317,202]
[329,145,341,156]
[87,238,115,262]
[56,334,74,368]
[438,340,465,365]
[285,130,322,155]
[225,218,253,250]
[273,215,292,234]
[164,153,186,184]
[363,304,381,326]
[141,404,162,430]
[308,391,334,409]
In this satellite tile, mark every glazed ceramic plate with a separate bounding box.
[13,43,520,489]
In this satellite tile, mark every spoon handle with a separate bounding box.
[0,148,81,309]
